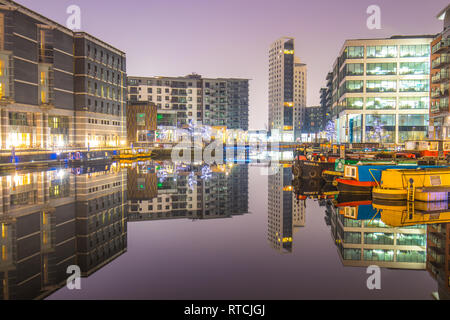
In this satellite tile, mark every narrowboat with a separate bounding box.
[292,155,337,180]
[372,200,450,227]
[334,164,435,194]
[372,167,450,202]
[323,158,418,182]
[404,140,450,161]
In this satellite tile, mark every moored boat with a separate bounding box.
[372,167,450,202]
[335,163,441,194]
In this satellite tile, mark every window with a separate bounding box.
[365,114,395,143]
[398,96,428,109]
[345,97,363,109]
[344,80,363,93]
[136,113,145,126]
[367,45,397,58]
[399,79,429,92]
[396,233,426,246]
[343,248,361,260]
[344,232,361,244]
[396,250,425,263]
[399,44,429,57]
[398,114,428,142]
[345,46,364,59]
[366,63,397,75]
[345,63,364,75]
[366,80,396,92]
[399,62,429,75]
[364,249,394,261]
[366,97,396,109]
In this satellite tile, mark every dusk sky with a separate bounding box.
[17,0,449,129]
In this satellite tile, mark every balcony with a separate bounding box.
[432,38,450,54]
[431,88,449,99]
[431,70,450,84]
[432,54,450,69]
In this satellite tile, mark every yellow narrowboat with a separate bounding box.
[372,201,450,227]
[372,167,450,202]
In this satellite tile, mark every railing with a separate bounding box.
[432,38,450,54]
[431,87,449,98]
[431,71,449,83]
[432,54,450,69]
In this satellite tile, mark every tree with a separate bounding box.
[325,120,337,142]
[367,118,390,142]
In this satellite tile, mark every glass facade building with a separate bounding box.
[328,36,433,144]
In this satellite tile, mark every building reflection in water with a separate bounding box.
[127,161,249,221]
[427,223,450,300]
[268,165,305,254]
[0,164,127,300]
[329,195,427,269]
[330,195,450,299]
[0,161,250,299]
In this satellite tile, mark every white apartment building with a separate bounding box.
[269,37,307,142]
[127,74,249,142]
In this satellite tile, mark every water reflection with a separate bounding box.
[1,156,449,299]
[291,171,450,299]
[268,165,305,253]
[0,161,249,299]
[0,164,127,300]
[127,162,249,221]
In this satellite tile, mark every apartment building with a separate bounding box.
[127,74,249,140]
[0,0,126,151]
[268,37,307,142]
[328,35,433,144]
[430,5,450,140]
[73,33,127,149]
[319,72,333,139]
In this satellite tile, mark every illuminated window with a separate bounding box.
[40,71,46,85]
[137,113,145,126]
[41,90,46,104]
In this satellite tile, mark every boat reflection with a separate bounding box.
[331,195,450,300]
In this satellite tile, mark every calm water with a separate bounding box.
[0,159,446,300]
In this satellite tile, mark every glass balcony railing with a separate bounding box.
[432,70,450,83]
[432,38,450,54]
[432,54,450,69]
